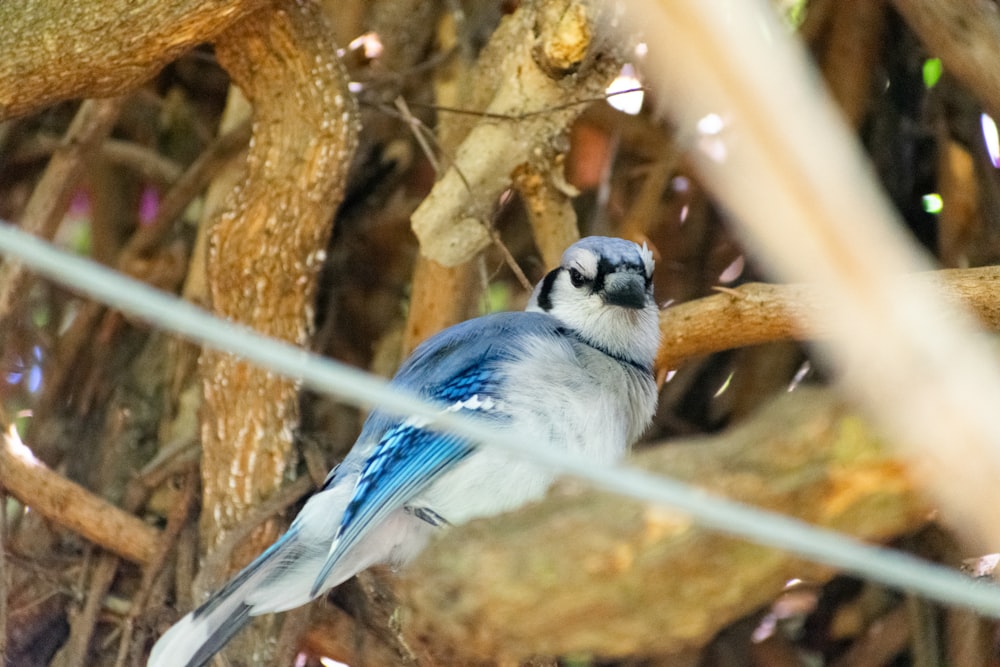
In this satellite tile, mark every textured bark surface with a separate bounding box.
[199,3,358,559]
[656,266,1000,371]
[0,425,159,565]
[193,4,359,663]
[0,0,268,121]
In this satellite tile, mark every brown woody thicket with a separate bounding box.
[2,0,1000,665]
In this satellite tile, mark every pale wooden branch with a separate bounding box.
[0,425,159,566]
[514,161,581,271]
[0,0,268,121]
[891,0,1000,120]
[399,389,929,662]
[411,0,623,267]
[655,266,1000,370]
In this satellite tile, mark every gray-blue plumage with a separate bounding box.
[148,237,660,667]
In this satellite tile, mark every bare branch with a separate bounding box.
[411,0,623,266]
[656,266,1000,370]
[0,425,159,566]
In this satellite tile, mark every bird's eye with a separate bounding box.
[568,268,588,288]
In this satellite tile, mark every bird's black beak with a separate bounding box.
[601,272,648,309]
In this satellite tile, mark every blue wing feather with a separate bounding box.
[308,315,548,595]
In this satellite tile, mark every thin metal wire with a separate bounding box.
[1,221,999,615]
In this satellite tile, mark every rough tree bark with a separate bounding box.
[195,2,359,662]
[655,266,1000,371]
[0,0,269,121]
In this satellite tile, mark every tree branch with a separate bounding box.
[411,0,623,267]
[0,424,159,566]
[0,0,269,121]
[656,266,1000,370]
[195,4,359,662]
[198,0,359,562]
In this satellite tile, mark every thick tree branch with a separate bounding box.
[192,9,358,652]
[0,0,268,121]
[199,1,359,560]
[656,266,1000,370]
[400,389,928,662]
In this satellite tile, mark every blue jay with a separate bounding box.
[148,236,660,667]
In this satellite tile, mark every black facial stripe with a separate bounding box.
[536,268,560,311]
[593,257,613,293]
[594,257,650,292]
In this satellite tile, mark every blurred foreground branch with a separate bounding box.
[622,0,1000,549]
[400,388,929,661]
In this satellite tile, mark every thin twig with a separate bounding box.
[56,552,120,667]
[486,226,532,291]
[401,87,650,122]
[114,470,197,667]
[0,96,124,316]
[393,96,442,175]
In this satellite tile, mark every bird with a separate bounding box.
[148,236,661,667]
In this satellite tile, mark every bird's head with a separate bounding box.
[528,237,660,369]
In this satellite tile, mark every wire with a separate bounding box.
[1,221,999,615]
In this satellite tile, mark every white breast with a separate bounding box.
[414,334,657,525]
